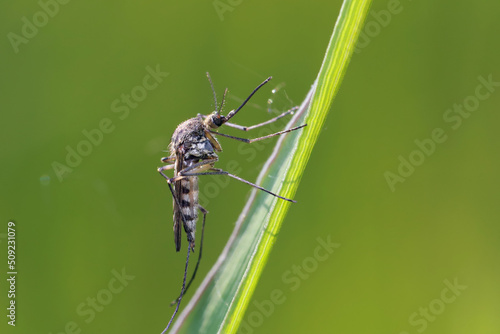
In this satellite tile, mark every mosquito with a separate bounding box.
[157,73,306,333]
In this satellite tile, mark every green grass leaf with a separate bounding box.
[170,1,372,332]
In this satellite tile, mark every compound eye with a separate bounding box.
[212,114,223,127]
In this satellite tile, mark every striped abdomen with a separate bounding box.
[173,176,199,252]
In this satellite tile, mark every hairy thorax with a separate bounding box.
[169,117,219,163]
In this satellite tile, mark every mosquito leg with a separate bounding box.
[169,205,208,306]
[161,156,176,164]
[223,106,299,131]
[210,124,306,144]
[157,165,178,204]
[162,243,191,334]
[212,168,296,202]
[166,158,219,183]
[184,205,207,290]
[179,158,218,175]
[157,165,179,203]
[179,169,296,203]
[158,164,175,174]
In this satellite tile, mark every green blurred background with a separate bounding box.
[1,0,499,333]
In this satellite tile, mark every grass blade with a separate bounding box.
[170,0,372,332]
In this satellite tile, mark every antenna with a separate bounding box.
[206,72,218,110]
[218,88,228,113]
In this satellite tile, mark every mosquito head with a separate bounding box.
[204,111,225,129]
[204,85,229,129]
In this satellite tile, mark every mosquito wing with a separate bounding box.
[173,152,184,252]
